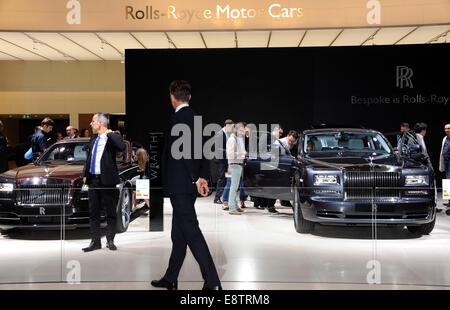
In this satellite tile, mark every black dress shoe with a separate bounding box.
[202,284,223,290]
[446,209,450,216]
[436,208,443,213]
[151,278,178,290]
[82,241,101,252]
[267,207,279,214]
[106,240,117,251]
[214,199,223,204]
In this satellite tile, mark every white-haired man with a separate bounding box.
[82,112,127,252]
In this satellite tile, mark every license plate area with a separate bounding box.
[355,204,394,213]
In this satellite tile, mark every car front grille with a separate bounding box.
[344,171,401,201]
[16,182,72,206]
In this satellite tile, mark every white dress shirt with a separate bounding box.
[226,134,245,164]
[175,103,189,113]
[92,132,108,175]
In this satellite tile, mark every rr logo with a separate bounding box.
[39,207,46,215]
[396,66,414,89]
[66,0,81,25]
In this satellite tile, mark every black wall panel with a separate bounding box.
[126,44,449,180]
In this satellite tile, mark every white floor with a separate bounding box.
[1,195,450,289]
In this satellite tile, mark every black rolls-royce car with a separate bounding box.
[244,128,436,235]
[0,138,144,232]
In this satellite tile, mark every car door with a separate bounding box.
[399,132,431,167]
[243,131,295,200]
[117,140,139,181]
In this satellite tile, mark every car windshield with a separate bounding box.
[40,142,89,163]
[304,131,392,154]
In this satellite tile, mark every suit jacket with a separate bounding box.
[439,136,449,172]
[214,129,228,163]
[0,133,8,173]
[162,106,209,196]
[82,132,127,186]
[31,130,50,154]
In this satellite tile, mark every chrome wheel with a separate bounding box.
[293,186,299,228]
[121,189,131,229]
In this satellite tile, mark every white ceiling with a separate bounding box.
[0,25,448,61]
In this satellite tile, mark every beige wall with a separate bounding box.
[0,61,125,128]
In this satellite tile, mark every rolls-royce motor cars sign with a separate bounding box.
[0,0,448,31]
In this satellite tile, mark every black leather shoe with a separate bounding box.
[151,278,178,290]
[214,199,223,204]
[446,209,450,216]
[202,284,223,290]
[82,241,101,252]
[267,207,279,214]
[436,208,443,213]
[106,240,117,251]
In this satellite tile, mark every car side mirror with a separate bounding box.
[406,144,421,156]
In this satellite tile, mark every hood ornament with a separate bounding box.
[44,167,50,177]
[368,156,375,168]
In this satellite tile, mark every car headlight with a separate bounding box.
[405,175,428,186]
[314,175,339,185]
[0,183,14,192]
[81,184,89,192]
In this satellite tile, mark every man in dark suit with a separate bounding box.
[151,80,222,290]
[213,119,234,204]
[0,121,8,173]
[31,117,54,160]
[82,112,127,252]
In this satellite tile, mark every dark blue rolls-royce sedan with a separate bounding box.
[244,128,436,235]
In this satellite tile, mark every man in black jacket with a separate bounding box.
[151,80,221,290]
[0,121,8,173]
[31,117,54,160]
[82,112,127,252]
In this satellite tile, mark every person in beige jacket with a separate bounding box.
[226,122,247,215]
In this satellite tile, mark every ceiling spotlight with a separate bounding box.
[120,54,125,64]
[33,40,38,51]
[99,41,105,51]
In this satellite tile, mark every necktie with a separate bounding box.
[90,137,100,175]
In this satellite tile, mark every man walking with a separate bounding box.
[82,112,127,252]
[151,80,221,290]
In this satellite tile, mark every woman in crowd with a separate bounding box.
[80,128,91,138]
[131,148,150,214]
[56,132,64,142]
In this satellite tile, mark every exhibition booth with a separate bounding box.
[0,0,449,290]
